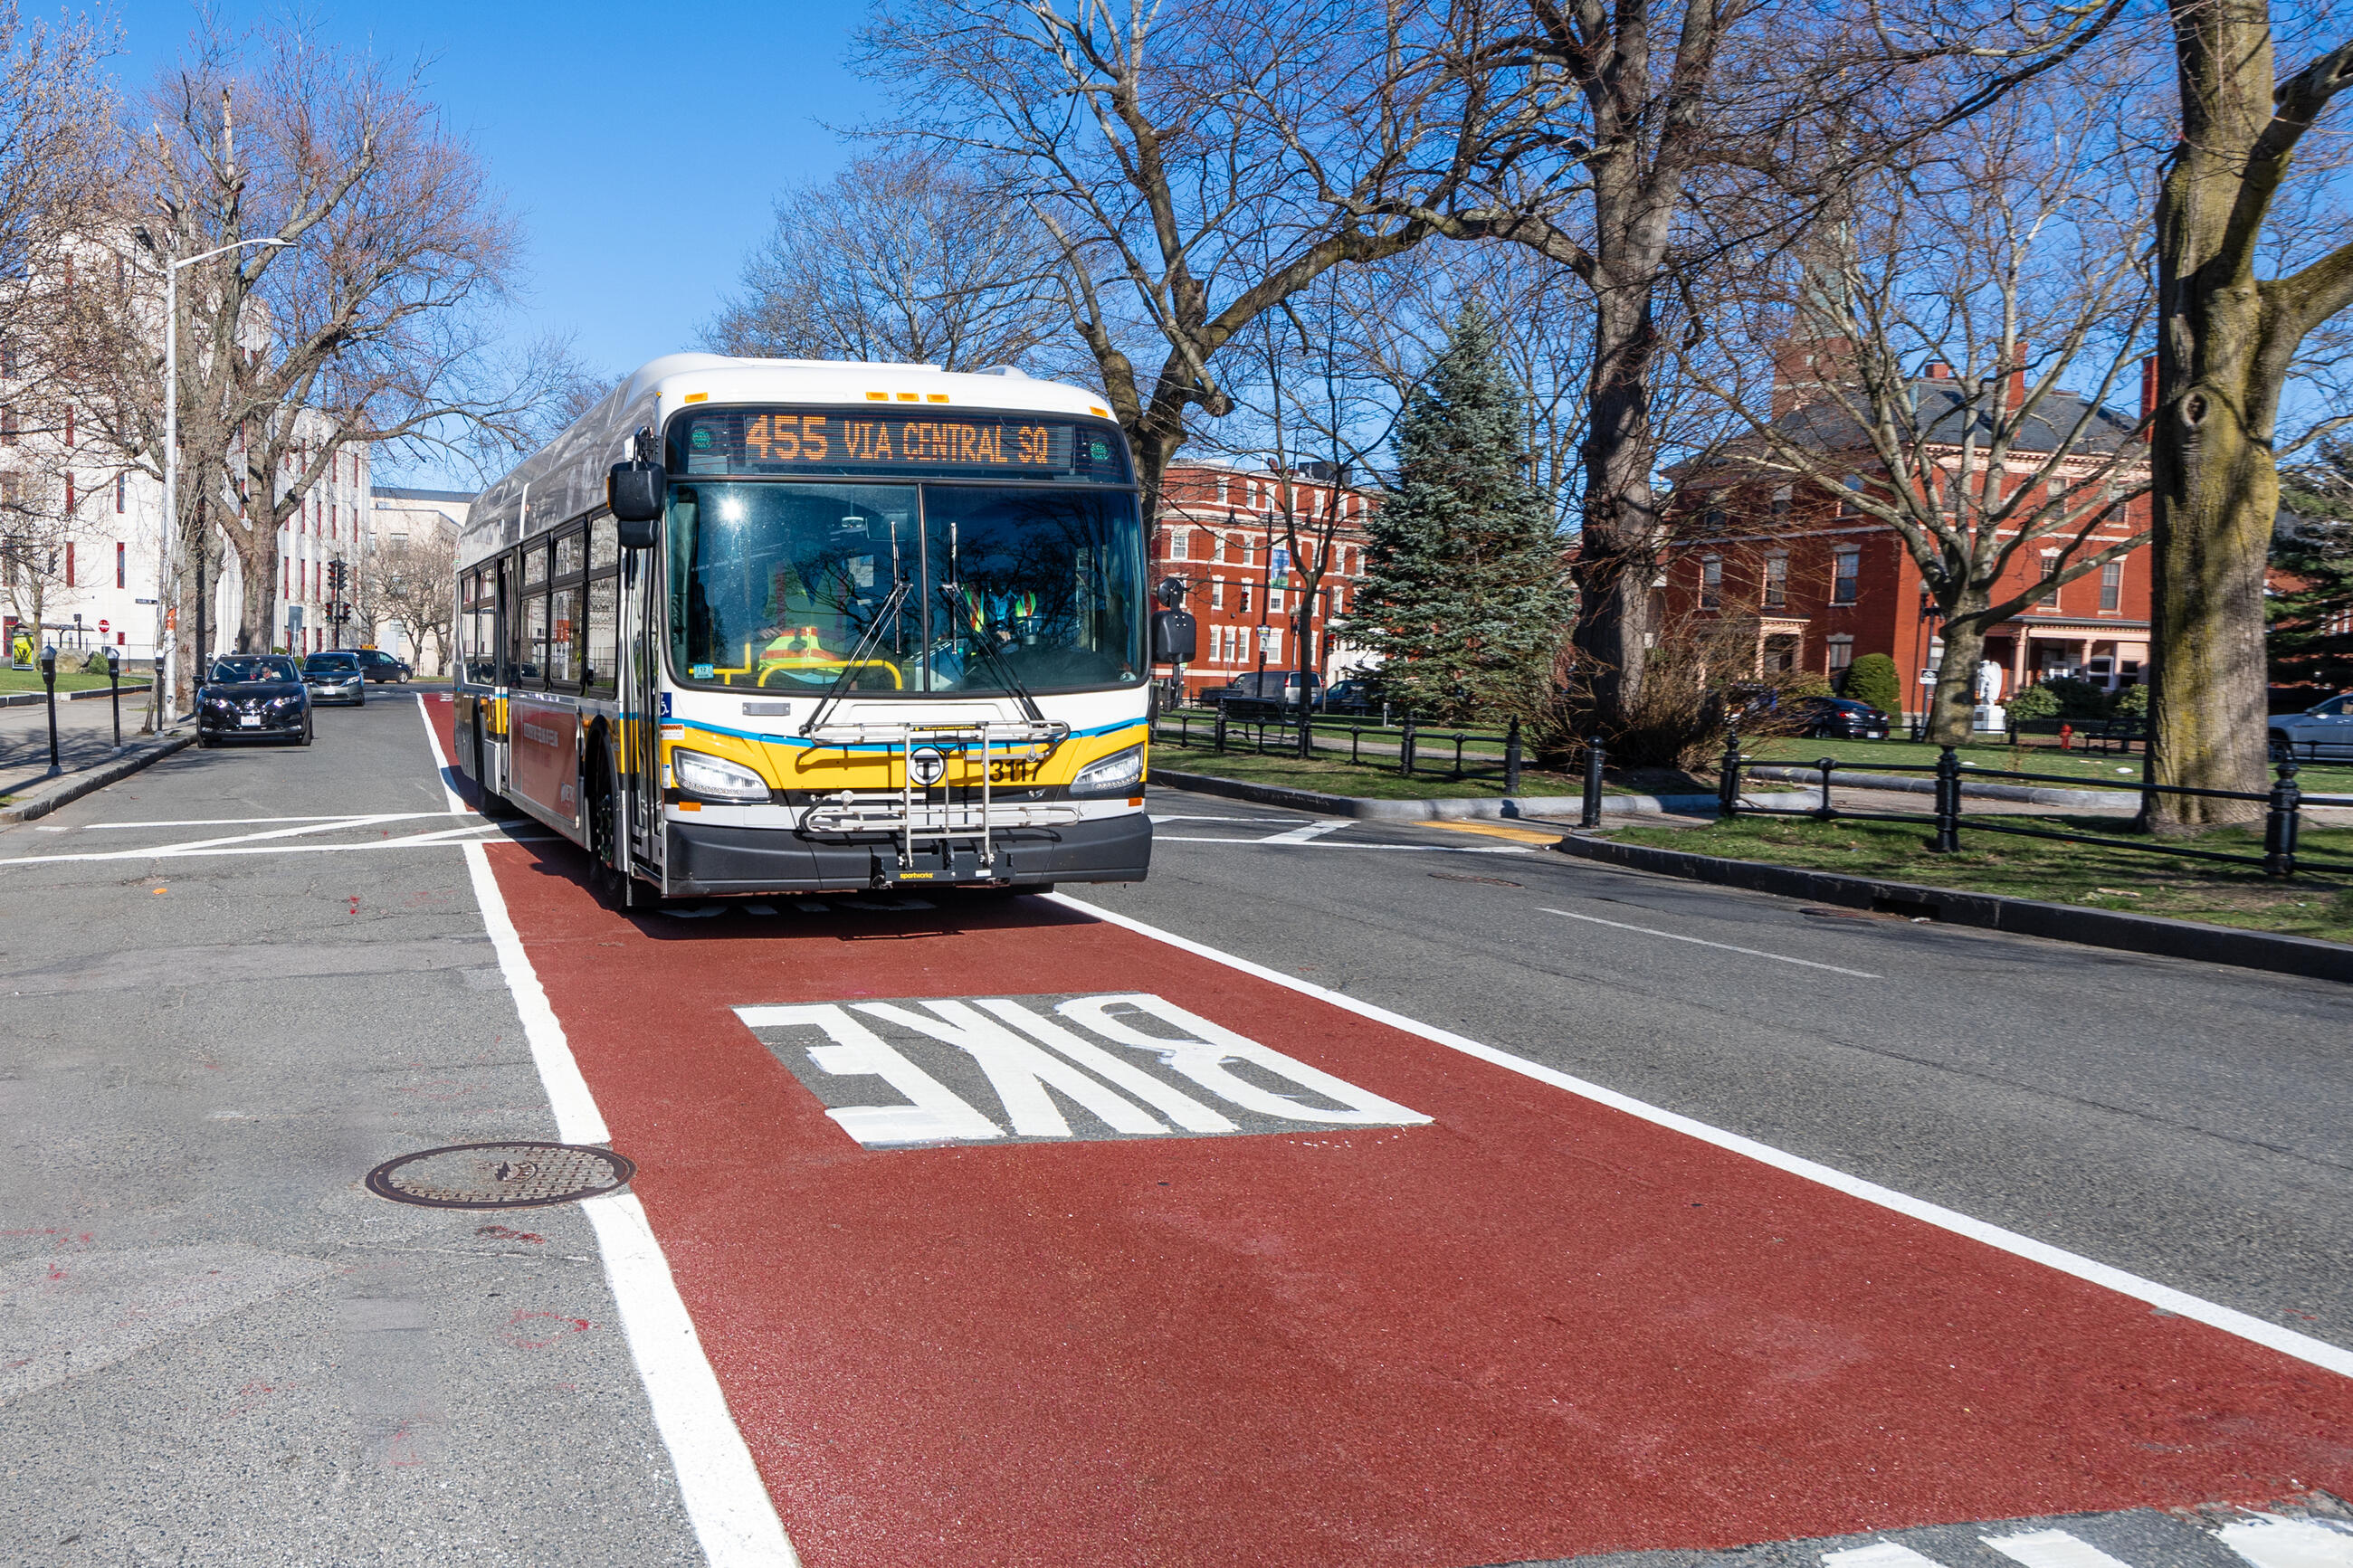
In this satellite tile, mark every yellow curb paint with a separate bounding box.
[1426,820,1564,846]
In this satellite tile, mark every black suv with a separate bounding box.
[333,647,413,683]
[1200,670,1321,717]
[196,656,312,746]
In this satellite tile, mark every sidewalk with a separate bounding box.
[0,697,186,819]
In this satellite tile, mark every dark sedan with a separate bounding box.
[335,647,413,683]
[1797,695,1891,740]
[196,656,313,746]
[303,651,367,707]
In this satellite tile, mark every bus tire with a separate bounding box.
[586,746,647,912]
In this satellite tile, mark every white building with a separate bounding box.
[367,484,473,673]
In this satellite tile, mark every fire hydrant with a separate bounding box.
[2059,722,2073,750]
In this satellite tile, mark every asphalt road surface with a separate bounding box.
[2,692,2346,1568]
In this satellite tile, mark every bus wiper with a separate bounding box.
[798,579,910,737]
[939,584,1047,727]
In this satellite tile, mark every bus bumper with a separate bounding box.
[661,813,1152,897]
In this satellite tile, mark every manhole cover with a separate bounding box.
[1429,872,1522,887]
[365,1142,635,1210]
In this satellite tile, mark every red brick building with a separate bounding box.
[1662,366,2155,718]
[1148,460,1381,699]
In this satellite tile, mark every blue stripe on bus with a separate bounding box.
[667,716,1146,752]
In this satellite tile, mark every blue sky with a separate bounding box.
[109,0,884,450]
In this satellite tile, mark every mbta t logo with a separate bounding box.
[736,992,1429,1149]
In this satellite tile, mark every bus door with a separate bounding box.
[488,556,517,794]
[625,552,663,867]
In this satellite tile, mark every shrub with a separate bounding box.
[2112,683,2148,717]
[2006,682,2060,721]
[2038,676,2112,719]
[1841,652,1901,715]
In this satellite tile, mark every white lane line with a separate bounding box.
[418,692,469,814]
[1148,814,1308,825]
[1540,907,1881,978]
[1257,820,1349,845]
[1824,1546,1947,1568]
[1044,892,2353,1382]
[79,812,473,831]
[1983,1529,2137,1568]
[1155,835,1530,854]
[2215,1515,2353,1568]
[423,692,799,1567]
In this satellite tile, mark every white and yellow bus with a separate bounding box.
[452,354,1154,908]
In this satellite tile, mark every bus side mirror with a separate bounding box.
[1152,608,1196,663]
[608,460,666,547]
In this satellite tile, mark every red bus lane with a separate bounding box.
[432,710,2353,1565]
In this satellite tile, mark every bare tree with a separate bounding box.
[81,22,556,705]
[1339,0,2131,733]
[705,151,1067,371]
[855,0,1486,502]
[2146,2,2353,826]
[1685,65,2158,745]
[366,523,455,675]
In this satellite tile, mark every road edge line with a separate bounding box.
[1044,890,2353,1382]
[419,693,801,1568]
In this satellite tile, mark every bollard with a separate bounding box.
[1400,714,1417,777]
[39,642,60,773]
[105,645,121,749]
[1581,736,1604,828]
[1452,733,1467,779]
[1933,745,1961,852]
[1504,716,1522,794]
[1214,707,1228,753]
[1815,756,1837,821]
[2263,761,2301,878]
[1717,719,1741,819]
[2137,736,2156,831]
[1351,723,1361,765]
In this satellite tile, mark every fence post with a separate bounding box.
[1401,714,1416,777]
[1718,719,1742,819]
[1452,733,1467,779]
[2263,761,2301,879]
[1215,707,1228,753]
[2137,732,2156,831]
[1351,724,1361,765]
[1815,756,1837,821]
[1581,736,1604,828]
[1933,745,1961,853]
[1504,716,1522,794]
[1296,696,1314,760]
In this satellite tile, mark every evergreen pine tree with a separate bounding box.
[1353,304,1573,722]
[2269,442,2353,691]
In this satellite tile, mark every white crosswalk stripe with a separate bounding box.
[2216,1516,2353,1568]
[1823,1544,1948,1568]
[1984,1529,2139,1568]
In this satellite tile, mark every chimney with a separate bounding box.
[2006,342,2032,409]
[2140,354,2158,426]
[1925,362,1952,380]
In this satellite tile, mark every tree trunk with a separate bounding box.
[2147,0,2281,831]
[239,517,279,657]
[1572,249,1666,729]
[1925,612,1992,747]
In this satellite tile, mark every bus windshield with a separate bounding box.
[667,481,1144,696]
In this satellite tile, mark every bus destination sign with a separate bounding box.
[671,406,1129,483]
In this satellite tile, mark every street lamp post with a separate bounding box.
[133,231,289,717]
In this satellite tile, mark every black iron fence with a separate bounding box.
[1152,706,1527,791]
[1715,723,2353,879]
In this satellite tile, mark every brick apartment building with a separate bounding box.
[1662,360,2155,719]
[1149,459,1381,699]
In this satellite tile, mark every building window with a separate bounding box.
[115,541,124,588]
[1702,507,1726,533]
[115,473,124,513]
[1268,587,1284,614]
[1329,584,1344,615]
[2,406,15,444]
[1700,556,1722,610]
[1827,635,1854,673]
[1763,555,1788,609]
[1211,578,1224,609]
[2039,551,2062,607]
[1771,484,1791,522]
[63,542,73,586]
[1169,529,1187,560]
[1840,474,1867,517]
[2100,558,2122,612]
[1832,547,1860,604]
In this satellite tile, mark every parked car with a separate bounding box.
[302,651,367,707]
[334,647,412,683]
[2269,691,2353,761]
[1795,695,1891,740]
[1200,669,1322,717]
[195,655,311,746]
[1320,679,1378,717]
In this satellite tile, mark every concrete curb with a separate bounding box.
[1151,766,1720,820]
[1552,832,2353,984]
[0,684,155,708]
[1745,764,2145,809]
[0,732,195,822]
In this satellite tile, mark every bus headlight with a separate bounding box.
[672,747,771,803]
[1068,744,1144,798]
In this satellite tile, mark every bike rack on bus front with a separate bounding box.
[799,719,1074,879]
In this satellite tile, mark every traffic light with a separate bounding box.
[327,558,348,595]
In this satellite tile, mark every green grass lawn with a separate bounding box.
[1741,734,2353,798]
[1149,737,1606,802]
[1605,813,2353,944]
[0,667,153,694]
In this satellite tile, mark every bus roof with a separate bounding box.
[459,354,1117,568]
